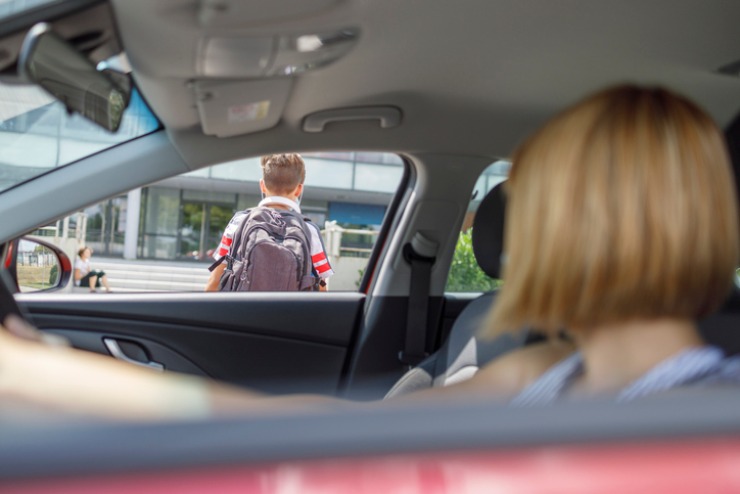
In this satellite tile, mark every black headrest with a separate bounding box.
[471,180,506,279]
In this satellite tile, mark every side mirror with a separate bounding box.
[18,22,132,132]
[8,237,72,293]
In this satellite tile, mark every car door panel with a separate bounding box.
[19,292,365,395]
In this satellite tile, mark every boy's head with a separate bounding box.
[260,154,306,197]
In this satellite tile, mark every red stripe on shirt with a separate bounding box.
[315,262,331,274]
[312,252,326,263]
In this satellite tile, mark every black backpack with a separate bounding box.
[209,207,319,291]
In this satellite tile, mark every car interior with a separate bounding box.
[0,0,740,395]
[2,0,740,486]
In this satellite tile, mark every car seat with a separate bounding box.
[385,181,530,398]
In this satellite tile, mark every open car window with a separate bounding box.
[26,152,405,293]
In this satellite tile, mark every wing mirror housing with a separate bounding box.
[5,237,72,293]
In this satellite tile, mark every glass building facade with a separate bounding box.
[80,152,406,261]
[78,155,510,262]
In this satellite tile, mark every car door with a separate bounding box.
[19,290,366,395]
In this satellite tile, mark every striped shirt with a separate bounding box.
[213,197,334,279]
[511,346,740,407]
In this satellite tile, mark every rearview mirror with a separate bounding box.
[19,23,132,132]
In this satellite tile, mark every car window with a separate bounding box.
[445,160,509,293]
[29,152,404,293]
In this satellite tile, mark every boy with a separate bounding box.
[205,154,333,291]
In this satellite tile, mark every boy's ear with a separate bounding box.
[293,183,304,197]
[259,179,267,194]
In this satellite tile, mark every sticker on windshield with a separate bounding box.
[228,101,270,123]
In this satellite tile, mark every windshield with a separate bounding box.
[0,83,160,193]
[0,0,63,20]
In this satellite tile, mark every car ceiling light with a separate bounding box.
[197,28,359,78]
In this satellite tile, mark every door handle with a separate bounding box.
[103,338,165,371]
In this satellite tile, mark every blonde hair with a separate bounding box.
[261,154,306,195]
[484,85,739,337]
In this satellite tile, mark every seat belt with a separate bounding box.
[399,233,438,367]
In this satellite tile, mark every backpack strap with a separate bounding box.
[207,256,225,272]
[284,212,321,290]
[207,209,253,272]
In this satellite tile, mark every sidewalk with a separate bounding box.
[68,255,365,292]
[69,257,212,293]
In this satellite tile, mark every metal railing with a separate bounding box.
[323,222,379,259]
[31,212,87,242]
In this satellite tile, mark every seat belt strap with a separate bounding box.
[399,233,438,366]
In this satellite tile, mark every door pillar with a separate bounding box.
[124,188,142,259]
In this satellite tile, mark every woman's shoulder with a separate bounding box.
[626,348,740,401]
[469,338,576,396]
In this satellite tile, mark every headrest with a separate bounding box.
[471,180,507,279]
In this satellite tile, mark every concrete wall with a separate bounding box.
[326,256,368,291]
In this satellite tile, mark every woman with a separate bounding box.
[0,84,737,418]
[74,246,112,293]
[469,84,740,405]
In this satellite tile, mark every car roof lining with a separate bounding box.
[2,0,739,168]
[108,0,740,169]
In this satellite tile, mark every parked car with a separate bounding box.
[1,0,740,491]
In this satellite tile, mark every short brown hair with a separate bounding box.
[484,85,739,337]
[261,154,306,195]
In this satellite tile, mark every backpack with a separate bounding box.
[209,207,320,291]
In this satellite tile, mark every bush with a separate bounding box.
[355,267,365,288]
[49,264,59,285]
[445,229,502,292]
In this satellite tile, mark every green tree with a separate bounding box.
[49,264,59,285]
[445,229,502,292]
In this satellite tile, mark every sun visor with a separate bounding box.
[193,78,292,137]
